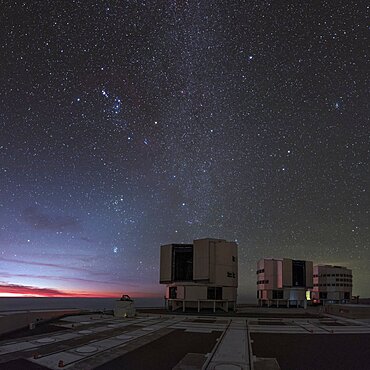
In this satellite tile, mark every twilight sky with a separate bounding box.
[0,1,368,300]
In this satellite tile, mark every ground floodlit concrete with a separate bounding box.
[205,319,251,369]
[0,310,369,370]
[0,309,82,336]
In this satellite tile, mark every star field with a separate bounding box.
[0,1,369,299]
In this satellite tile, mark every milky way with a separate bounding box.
[0,1,368,299]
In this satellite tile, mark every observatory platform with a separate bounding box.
[0,308,369,370]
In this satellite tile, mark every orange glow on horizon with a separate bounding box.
[0,283,162,299]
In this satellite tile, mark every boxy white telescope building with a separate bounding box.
[312,264,352,304]
[257,258,313,307]
[159,238,238,312]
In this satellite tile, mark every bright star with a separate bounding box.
[113,97,122,113]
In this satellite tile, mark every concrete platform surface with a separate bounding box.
[0,311,369,370]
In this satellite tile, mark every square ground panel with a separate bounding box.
[94,329,222,370]
[251,332,370,370]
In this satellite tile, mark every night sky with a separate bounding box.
[0,1,368,300]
